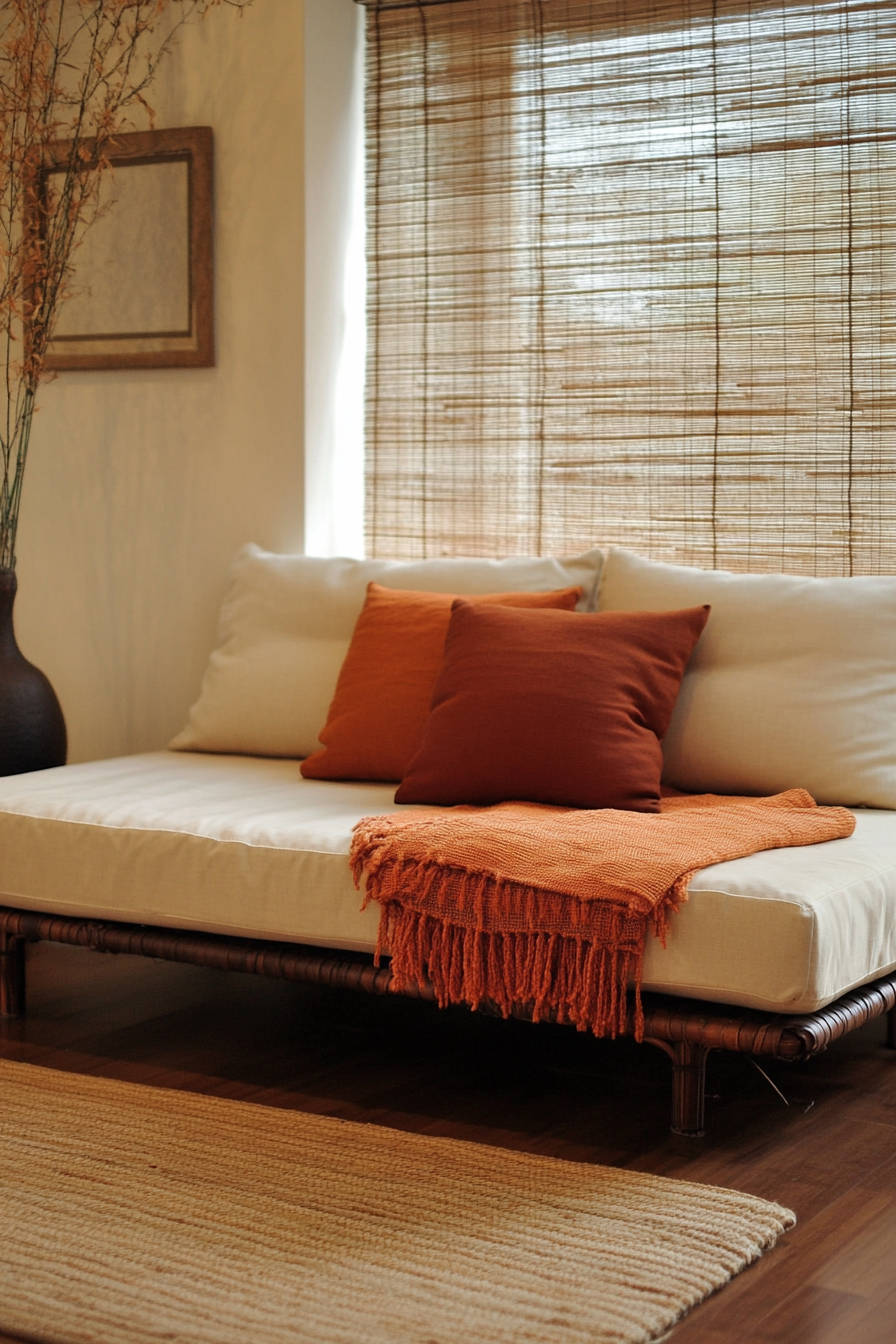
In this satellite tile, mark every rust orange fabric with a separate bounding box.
[394,601,710,811]
[301,583,582,783]
[351,790,856,1039]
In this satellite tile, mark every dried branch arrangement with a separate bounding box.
[0,0,248,572]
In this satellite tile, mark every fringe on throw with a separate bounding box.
[350,792,857,1042]
[351,847,689,1040]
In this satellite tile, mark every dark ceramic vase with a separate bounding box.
[0,569,67,777]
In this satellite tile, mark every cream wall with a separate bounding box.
[12,1,314,764]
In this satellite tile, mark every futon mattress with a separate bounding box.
[1,751,894,1014]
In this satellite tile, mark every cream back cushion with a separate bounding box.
[598,548,896,809]
[171,544,604,759]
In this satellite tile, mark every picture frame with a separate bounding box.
[39,126,214,371]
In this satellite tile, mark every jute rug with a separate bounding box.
[0,1059,794,1344]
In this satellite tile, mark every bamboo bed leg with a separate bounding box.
[669,1042,710,1137]
[886,1004,896,1051]
[0,930,26,1017]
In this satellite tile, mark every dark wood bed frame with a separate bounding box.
[3,905,895,1136]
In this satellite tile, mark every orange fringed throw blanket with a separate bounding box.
[350,790,855,1039]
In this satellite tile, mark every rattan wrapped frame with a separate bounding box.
[2,906,895,1136]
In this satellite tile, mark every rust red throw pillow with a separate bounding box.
[394,602,710,811]
[300,583,582,783]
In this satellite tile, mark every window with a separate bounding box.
[362,0,894,573]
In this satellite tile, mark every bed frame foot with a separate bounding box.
[669,1042,710,1136]
[645,1036,710,1136]
[887,1004,896,1051]
[0,930,26,1017]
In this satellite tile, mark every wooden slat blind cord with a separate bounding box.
[841,0,856,573]
[710,0,722,566]
[367,0,383,553]
[360,0,895,575]
[532,0,548,555]
[418,0,432,555]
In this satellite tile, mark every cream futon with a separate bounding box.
[2,749,896,1016]
[2,543,896,1134]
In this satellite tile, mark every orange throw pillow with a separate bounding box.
[300,584,582,783]
[394,601,710,810]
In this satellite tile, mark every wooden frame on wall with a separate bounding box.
[39,126,214,371]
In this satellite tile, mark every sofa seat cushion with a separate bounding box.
[0,751,895,1015]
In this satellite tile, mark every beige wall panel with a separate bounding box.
[13,1,305,763]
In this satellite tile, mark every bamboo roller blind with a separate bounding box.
[363,0,895,574]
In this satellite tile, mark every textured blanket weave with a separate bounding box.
[351,790,855,1038]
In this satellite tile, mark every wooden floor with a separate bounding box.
[1,942,895,1343]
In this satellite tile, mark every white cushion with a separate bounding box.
[598,548,896,809]
[2,750,896,1014]
[170,544,603,759]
